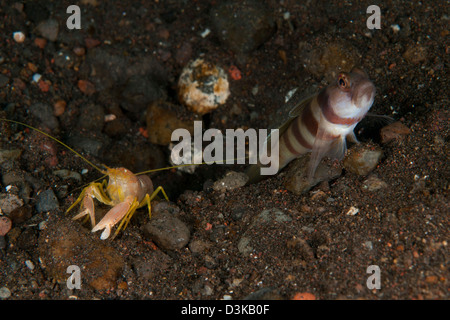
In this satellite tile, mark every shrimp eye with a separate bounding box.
[338,74,350,90]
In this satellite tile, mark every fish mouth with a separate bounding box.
[353,81,375,108]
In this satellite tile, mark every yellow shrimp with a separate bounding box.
[67,166,168,240]
[1,119,170,240]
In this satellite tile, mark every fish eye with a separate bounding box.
[338,74,350,90]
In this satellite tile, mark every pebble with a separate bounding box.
[380,121,411,144]
[133,250,171,280]
[0,216,12,236]
[403,45,428,64]
[53,169,82,182]
[254,208,292,224]
[238,208,292,255]
[0,74,9,87]
[146,100,197,145]
[34,37,47,49]
[0,287,11,299]
[178,58,230,115]
[230,206,246,221]
[84,37,101,49]
[16,228,38,250]
[210,0,275,54]
[29,102,59,130]
[121,75,164,114]
[53,100,66,117]
[390,24,401,33]
[103,117,130,138]
[363,241,374,250]
[168,141,198,174]
[25,260,35,270]
[32,73,42,83]
[346,206,359,216]
[38,79,51,92]
[284,155,342,195]
[77,79,96,95]
[292,292,316,300]
[237,236,253,255]
[53,49,76,69]
[77,103,105,132]
[0,194,24,215]
[13,77,26,90]
[80,49,127,92]
[189,239,212,254]
[2,170,24,186]
[143,202,190,250]
[66,135,105,158]
[73,46,86,57]
[343,143,383,176]
[362,175,388,192]
[38,215,124,291]
[35,189,59,213]
[0,149,22,163]
[213,171,249,192]
[13,31,25,43]
[36,19,59,41]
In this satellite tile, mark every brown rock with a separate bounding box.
[285,155,342,195]
[146,100,199,145]
[38,215,124,291]
[343,143,383,176]
[53,100,66,117]
[8,205,32,224]
[403,45,428,64]
[77,79,96,95]
[380,122,411,144]
[0,216,12,236]
[144,211,190,250]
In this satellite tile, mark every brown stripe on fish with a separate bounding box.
[282,127,303,156]
[290,115,313,149]
[318,89,361,126]
[301,98,319,136]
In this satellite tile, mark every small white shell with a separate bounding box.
[32,73,42,83]
[346,206,359,216]
[13,31,25,43]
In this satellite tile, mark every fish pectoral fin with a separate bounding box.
[346,131,359,144]
[307,139,333,180]
[326,137,347,160]
[307,112,347,180]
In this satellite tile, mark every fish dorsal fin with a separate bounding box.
[264,93,315,149]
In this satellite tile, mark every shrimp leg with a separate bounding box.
[119,186,170,232]
[67,180,112,228]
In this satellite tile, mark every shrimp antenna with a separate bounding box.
[135,156,250,176]
[2,118,250,177]
[0,118,105,174]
